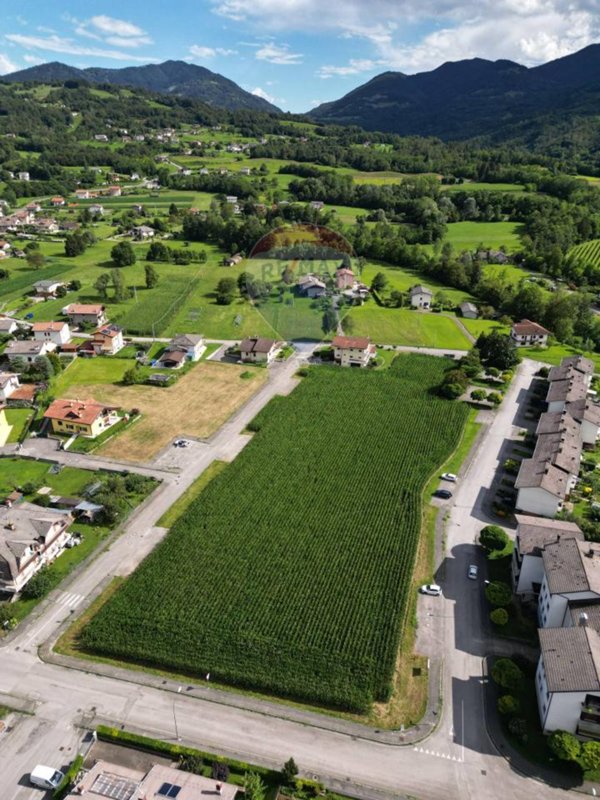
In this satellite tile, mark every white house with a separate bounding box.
[538,538,600,628]
[168,334,205,361]
[0,318,18,335]
[32,321,71,347]
[512,514,583,596]
[33,279,65,298]
[0,503,73,594]
[332,335,376,368]
[4,339,55,363]
[568,399,600,446]
[17,171,30,182]
[0,371,20,401]
[510,319,550,347]
[536,625,600,736]
[410,285,433,308]
[89,204,104,216]
[132,225,155,240]
[459,301,478,319]
[515,458,571,517]
[546,373,590,413]
[240,337,281,364]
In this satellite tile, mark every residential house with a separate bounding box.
[32,321,71,347]
[33,218,58,234]
[567,399,600,446]
[225,195,238,204]
[546,372,590,413]
[75,189,92,200]
[0,502,73,594]
[156,348,187,369]
[64,304,107,328]
[44,398,121,439]
[240,337,281,364]
[165,334,205,362]
[50,196,65,207]
[335,268,355,290]
[17,171,29,182]
[107,186,122,197]
[459,301,478,319]
[132,225,155,240]
[89,204,104,216]
[515,458,572,517]
[83,324,124,356]
[538,538,600,628]
[33,279,65,298]
[60,221,80,232]
[130,172,140,181]
[298,274,327,298]
[510,319,550,347]
[25,202,41,214]
[94,134,109,142]
[223,253,243,267]
[410,285,433,308]
[332,335,376,368]
[549,356,595,386]
[0,318,18,335]
[5,339,55,363]
[0,372,20,401]
[512,514,583,596]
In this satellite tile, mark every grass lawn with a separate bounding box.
[441,182,524,193]
[444,221,523,252]
[525,344,600,372]
[361,261,475,305]
[158,461,227,527]
[53,357,137,396]
[0,457,100,497]
[5,408,34,443]
[460,319,511,338]
[92,361,268,462]
[347,306,471,349]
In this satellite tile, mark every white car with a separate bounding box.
[30,765,64,790]
[441,473,457,482]
[468,564,478,580]
[420,584,442,596]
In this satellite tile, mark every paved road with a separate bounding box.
[0,357,572,800]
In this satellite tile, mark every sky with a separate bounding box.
[1,0,600,112]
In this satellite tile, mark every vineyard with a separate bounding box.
[80,355,469,712]
[570,239,600,269]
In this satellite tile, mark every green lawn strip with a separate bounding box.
[158,461,227,527]
[53,357,137,396]
[525,344,600,371]
[459,319,510,338]
[440,182,524,193]
[5,409,34,443]
[67,414,141,454]
[78,356,469,712]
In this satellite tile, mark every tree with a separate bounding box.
[470,389,487,402]
[497,694,519,715]
[490,607,509,626]
[145,263,159,289]
[476,331,519,371]
[55,284,67,298]
[32,355,54,380]
[112,269,130,302]
[123,367,142,386]
[47,352,63,375]
[491,658,524,692]
[371,272,387,293]
[580,741,600,771]
[21,567,54,599]
[111,241,136,267]
[216,277,236,305]
[282,758,298,784]
[69,279,82,291]
[26,251,45,269]
[460,349,482,378]
[322,307,337,334]
[95,273,110,299]
[548,730,581,762]
[168,202,179,217]
[10,356,27,374]
[243,772,266,800]
[64,232,87,257]
[485,581,512,607]
[487,392,502,406]
[480,525,509,552]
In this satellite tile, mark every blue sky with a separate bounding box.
[2,0,599,112]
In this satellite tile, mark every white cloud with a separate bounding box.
[256,42,303,64]
[189,44,238,59]
[104,36,153,48]
[5,34,156,62]
[0,54,17,74]
[66,14,153,49]
[89,15,146,38]
[251,86,276,103]
[318,59,380,78]
[23,54,43,65]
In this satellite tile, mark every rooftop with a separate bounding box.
[0,502,72,582]
[512,319,551,336]
[332,335,371,350]
[567,398,600,427]
[32,321,68,332]
[546,373,589,404]
[240,337,279,354]
[533,429,582,475]
[539,626,600,693]
[549,356,595,381]
[536,410,580,438]
[65,304,105,315]
[515,514,583,556]
[44,398,117,426]
[410,284,432,295]
[515,458,570,498]
[542,538,600,595]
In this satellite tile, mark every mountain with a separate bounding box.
[309,45,600,140]
[2,59,280,114]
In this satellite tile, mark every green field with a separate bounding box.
[348,306,471,348]
[79,356,469,711]
[441,182,524,193]
[444,221,523,251]
[361,262,475,305]
[53,357,136,396]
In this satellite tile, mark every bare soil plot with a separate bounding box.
[88,362,266,462]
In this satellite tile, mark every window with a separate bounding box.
[158,784,181,798]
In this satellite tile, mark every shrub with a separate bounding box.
[548,730,581,762]
[470,389,487,402]
[497,694,519,715]
[491,658,524,692]
[490,607,509,626]
[21,567,54,600]
[282,758,298,784]
[580,741,600,772]
[212,762,230,782]
[480,524,509,552]
[487,391,502,406]
[244,772,266,800]
[507,717,527,742]
[179,754,204,774]
[485,581,512,607]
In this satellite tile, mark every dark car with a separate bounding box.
[433,489,453,500]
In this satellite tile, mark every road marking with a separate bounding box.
[414,746,464,763]
[57,591,84,608]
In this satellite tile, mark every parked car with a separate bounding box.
[173,439,189,448]
[420,584,442,596]
[30,765,64,790]
[441,473,457,482]
[434,489,453,500]
[468,564,478,580]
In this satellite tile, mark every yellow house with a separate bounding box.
[43,398,120,439]
[0,406,11,446]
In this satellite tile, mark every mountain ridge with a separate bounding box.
[2,59,280,114]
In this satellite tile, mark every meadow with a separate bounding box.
[444,221,523,252]
[348,305,472,349]
[79,356,469,711]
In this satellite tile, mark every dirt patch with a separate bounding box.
[88,362,266,462]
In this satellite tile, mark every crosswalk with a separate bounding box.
[413,745,464,763]
[56,591,84,609]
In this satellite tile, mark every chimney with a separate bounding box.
[579,612,589,628]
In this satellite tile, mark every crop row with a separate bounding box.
[571,239,600,267]
[81,354,469,712]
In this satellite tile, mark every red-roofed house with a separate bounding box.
[511,319,551,347]
[64,304,107,328]
[32,321,71,347]
[107,186,122,197]
[50,196,65,207]
[332,335,376,367]
[44,398,121,438]
[81,324,124,356]
[335,267,355,290]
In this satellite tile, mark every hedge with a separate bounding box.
[53,754,84,799]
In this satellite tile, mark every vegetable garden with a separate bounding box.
[80,354,469,712]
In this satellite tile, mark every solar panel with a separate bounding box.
[158,784,182,798]
[91,773,139,800]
